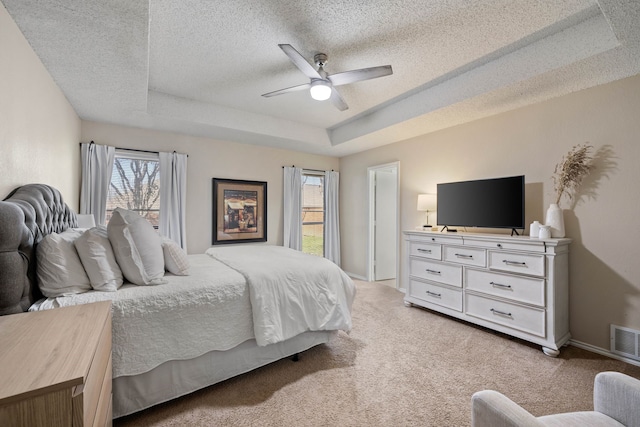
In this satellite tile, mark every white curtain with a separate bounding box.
[283,166,303,250]
[324,170,341,266]
[159,152,188,250]
[80,142,115,226]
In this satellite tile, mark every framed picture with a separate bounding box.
[212,178,267,245]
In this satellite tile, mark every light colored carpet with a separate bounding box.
[114,280,640,426]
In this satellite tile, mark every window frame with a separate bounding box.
[106,149,161,227]
[301,170,325,256]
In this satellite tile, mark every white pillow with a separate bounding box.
[107,207,166,286]
[37,229,92,297]
[162,237,190,276]
[74,226,123,292]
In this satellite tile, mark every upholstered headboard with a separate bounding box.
[0,184,77,315]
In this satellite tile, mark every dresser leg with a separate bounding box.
[403,300,412,307]
[542,347,560,357]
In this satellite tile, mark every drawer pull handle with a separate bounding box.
[455,253,473,259]
[490,308,512,317]
[425,269,441,275]
[503,260,526,266]
[497,243,502,248]
[490,281,512,290]
[417,248,432,253]
[431,238,436,242]
[426,290,441,298]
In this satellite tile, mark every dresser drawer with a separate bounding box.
[465,293,545,337]
[464,237,546,253]
[465,269,545,306]
[488,251,545,277]
[443,245,486,267]
[410,279,462,312]
[73,310,112,426]
[93,356,112,427]
[410,258,462,287]
[409,241,441,260]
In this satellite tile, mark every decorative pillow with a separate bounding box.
[74,226,123,292]
[161,237,190,276]
[36,229,92,297]
[107,208,166,286]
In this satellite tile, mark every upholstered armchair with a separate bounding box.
[472,371,640,427]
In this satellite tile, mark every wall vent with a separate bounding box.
[611,324,640,362]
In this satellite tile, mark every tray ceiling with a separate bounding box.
[3,0,640,156]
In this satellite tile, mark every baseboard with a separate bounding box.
[569,339,640,368]
[345,272,367,281]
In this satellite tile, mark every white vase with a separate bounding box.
[545,203,565,238]
[529,221,541,238]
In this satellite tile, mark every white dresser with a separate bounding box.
[403,230,571,356]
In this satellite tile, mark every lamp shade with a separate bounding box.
[310,80,332,101]
[417,194,436,211]
[76,214,96,228]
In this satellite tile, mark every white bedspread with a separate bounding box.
[206,245,356,346]
[30,254,254,378]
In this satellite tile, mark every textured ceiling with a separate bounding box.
[3,0,640,156]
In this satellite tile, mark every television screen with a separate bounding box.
[436,175,524,230]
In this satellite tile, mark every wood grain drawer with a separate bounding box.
[465,269,545,306]
[93,356,112,427]
[409,279,462,312]
[488,251,545,277]
[410,258,462,287]
[409,241,441,260]
[465,293,545,337]
[73,310,112,426]
[443,245,486,267]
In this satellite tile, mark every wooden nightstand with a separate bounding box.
[0,301,112,426]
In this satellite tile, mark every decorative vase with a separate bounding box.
[538,225,551,239]
[529,221,541,238]
[545,203,565,238]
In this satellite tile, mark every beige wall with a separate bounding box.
[339,74,640,351]
[0,3,80,205]
[4,0,639,354]
[81,121,339,254]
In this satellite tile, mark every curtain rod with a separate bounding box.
[282,165,334,172]
[80,141,188,157]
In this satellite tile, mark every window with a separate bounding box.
[106,150,160,227]
[301,172,324,256]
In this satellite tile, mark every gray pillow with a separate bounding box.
[107,208,166,286]
[162,237,190,276]
[75,226,123,291]
[37,229,92,297]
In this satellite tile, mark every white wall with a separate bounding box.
[339,74,640,351]
[81,121,339,254]
[0,3,80,204]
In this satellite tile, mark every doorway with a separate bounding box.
[367,162,399,286]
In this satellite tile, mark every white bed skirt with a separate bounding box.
[113,330,336,418]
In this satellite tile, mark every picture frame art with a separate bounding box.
[212,178,267,245]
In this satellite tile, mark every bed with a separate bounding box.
[0,184,356,418]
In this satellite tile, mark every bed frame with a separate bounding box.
[0,184,333,418]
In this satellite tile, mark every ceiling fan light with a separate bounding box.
[310,80,332,101]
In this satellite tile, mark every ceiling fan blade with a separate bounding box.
[261,83,311,97]
[330,88,349,111]
[328,65,393,87]
[278,44,322,80]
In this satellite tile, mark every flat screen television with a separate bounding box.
[436,175,524,231]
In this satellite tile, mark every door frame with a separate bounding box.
[367,161,400,285]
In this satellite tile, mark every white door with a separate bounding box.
[374,168,397,281]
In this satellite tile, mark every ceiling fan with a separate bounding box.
[261,44,393,111]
